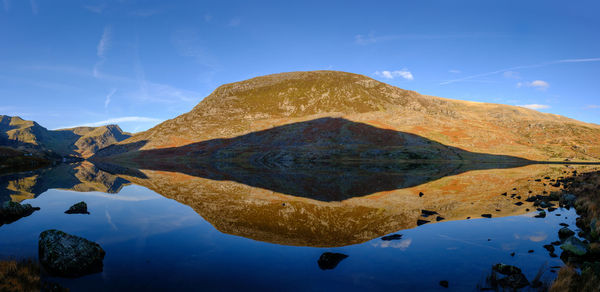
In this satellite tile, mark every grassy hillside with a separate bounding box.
[102,71,600,162]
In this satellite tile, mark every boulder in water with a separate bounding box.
[38,229,105,277]
[64,201,89,214]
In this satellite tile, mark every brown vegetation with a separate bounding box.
[99,71,600,162]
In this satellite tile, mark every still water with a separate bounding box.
[0,162,594,291]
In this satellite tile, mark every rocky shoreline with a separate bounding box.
[549,170,600,291]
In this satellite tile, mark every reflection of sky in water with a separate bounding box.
[0,184,578,291]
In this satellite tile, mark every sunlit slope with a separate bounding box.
[0,115,131,158]
[106,71,600,161]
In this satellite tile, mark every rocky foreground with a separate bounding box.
[549,170,600,291]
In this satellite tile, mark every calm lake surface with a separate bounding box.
[0,162,596,291]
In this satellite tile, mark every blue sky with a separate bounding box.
[1,0,599,132]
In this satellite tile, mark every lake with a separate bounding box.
[0,162,596,291]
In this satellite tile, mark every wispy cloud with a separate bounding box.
[441,57,600,85]
[94,25,111,78]
[29,0,38,14]
[502,71,520,79]
[228,17,241,27]
[449,69,461,74]
[518,104,550,110]
[355,32,496,45]
[131,9,161,17]
[59,116,163,129]
[172,29,219,69]
[104,88,116,108]
[25,64,200,105]
[517,80,549,90]
[84,4,105,14]
[374,69,414,80]
[97,26,111,58]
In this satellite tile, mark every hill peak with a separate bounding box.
[195,70,427,120]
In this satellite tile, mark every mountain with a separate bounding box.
[95,70,600,162]
[0,115,131,159]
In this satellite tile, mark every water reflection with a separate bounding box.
[0,161,130,202]
[1,162,589,247]
[0,162,597,290]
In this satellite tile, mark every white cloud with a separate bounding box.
[355,32,497,45]
[502,71,520,79]
[517,104,551,110]
[131,9,161,17]
[29,0,37,14]
[372,238,413,250]
[441,57,600,85]
[228,17,241,27]
[84,4,105,14]
[59,116,163,129]
[104,88,116,108]
[517,80,549,90]
[374,69,414,80]
[97,26,111,58]
[449,69,461,74]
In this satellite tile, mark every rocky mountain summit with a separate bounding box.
[0,115,131,159]
[95,70,600,162]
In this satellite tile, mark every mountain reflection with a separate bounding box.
[111,160,530,201]
[101,162,575,247]
[2,161,582,247]
[0,161,130,203]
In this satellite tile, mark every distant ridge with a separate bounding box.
[0,115,131,158]
[89,70,599,162]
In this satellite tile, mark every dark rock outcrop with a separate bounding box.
[64,201,89,215]
[38,229,105,277]
[0,201,40,225]
[317,252,348,270]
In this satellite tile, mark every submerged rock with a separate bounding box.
[492,263,530,289]
[417,219,429,226]
[498,273,529,289]
[493,263,522,275]
[481,214,492,218]
[439,280,448,288]
[534,211,546,218]
[64,201,89,215]
[381,234,402,241]
[38,229,105,277]
[544,244,555,253]
[0,201,40,224]
[560,193,577,207]
[317,252,348,270]
[558,227,576,239]
[560,236,588,256]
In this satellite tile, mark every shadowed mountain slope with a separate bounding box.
[98,71,600,162]
[0,115,131,158]
[94,118,532,201]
